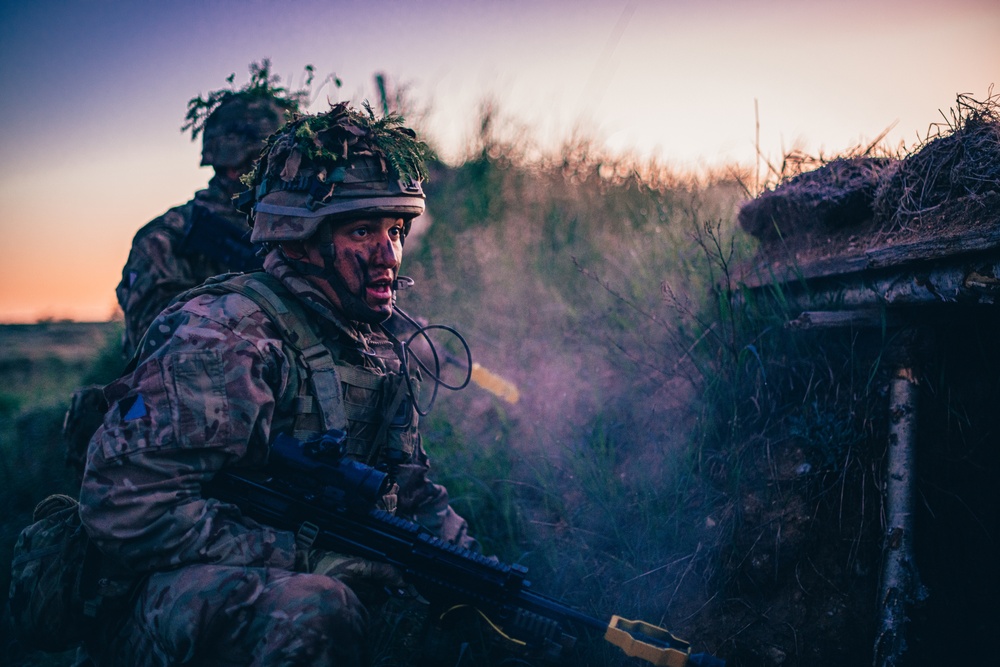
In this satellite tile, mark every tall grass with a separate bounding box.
[400,103,902,665]
[396,109,756,663]
[666,216,893,665]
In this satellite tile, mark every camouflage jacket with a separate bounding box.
[116,175,261,359]
[82,250,474,574]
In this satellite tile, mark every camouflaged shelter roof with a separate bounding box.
[737,93,1000,292]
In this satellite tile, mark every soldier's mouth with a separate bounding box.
[366,279,393,302]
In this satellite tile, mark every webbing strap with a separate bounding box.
[295,521,320,551]
[195,272,348,435]
[337,365,385,391]
[367,375,411,465]
[299,342,346,433]
[237,277,290,315]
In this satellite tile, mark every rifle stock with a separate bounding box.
[206,432,722,666]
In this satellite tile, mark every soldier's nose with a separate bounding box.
[373,238,400,267]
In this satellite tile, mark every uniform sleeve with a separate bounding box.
[79,296,298,572]
[117,210,199,358]
[394,448,481,553]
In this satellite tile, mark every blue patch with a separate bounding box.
[122,394,147,421]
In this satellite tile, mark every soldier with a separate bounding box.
[117,61,306,359]
[62,63,306,476]
[77,102,478,666]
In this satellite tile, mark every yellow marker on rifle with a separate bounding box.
[470,362,520,404]
[605,616,693,667]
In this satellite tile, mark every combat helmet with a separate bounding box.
[237,101,431,243]
[183,60,307,170]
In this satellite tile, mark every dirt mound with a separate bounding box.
[738,157,892,242]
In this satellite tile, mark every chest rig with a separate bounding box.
[183,271,420,468]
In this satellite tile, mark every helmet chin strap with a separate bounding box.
[307,244,393,325]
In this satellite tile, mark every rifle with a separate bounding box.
[206,430,724,667]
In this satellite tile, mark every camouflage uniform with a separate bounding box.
[116,174,260,359]
[80,248,475,666]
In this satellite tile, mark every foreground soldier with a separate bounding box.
[78,103,477,666]
[117,61,304,358]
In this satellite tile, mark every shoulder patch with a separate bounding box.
[120,394,147,421]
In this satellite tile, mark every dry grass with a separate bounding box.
[874,88,1000,232]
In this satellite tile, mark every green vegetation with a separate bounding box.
[0,322,123,666]
[397,106,907,665]
[183,59,310,140]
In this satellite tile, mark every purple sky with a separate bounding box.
[1,0,998,322]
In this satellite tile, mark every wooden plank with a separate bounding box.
[739,225,1000,289]
[787,310,902,330]
[865,225,1000,270]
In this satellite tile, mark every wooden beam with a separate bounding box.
[746,256,1000,313]
[739,217,1000,288]
[873,367,927,667]
[786,309,904,330]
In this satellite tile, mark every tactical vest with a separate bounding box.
[178,271,420,467]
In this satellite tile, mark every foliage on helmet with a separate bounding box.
[243,100,432,194]
[182,59,311,141]
[239,102,431,243]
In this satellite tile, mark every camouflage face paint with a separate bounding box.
[317,217,404,324]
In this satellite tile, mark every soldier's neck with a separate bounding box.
[210,168,249,200]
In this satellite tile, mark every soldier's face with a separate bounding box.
[314,216,405,323]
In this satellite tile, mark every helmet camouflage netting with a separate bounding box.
[184,60,308,169]
[238,101,431,243]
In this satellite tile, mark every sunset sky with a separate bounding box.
[1,0,997,323]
